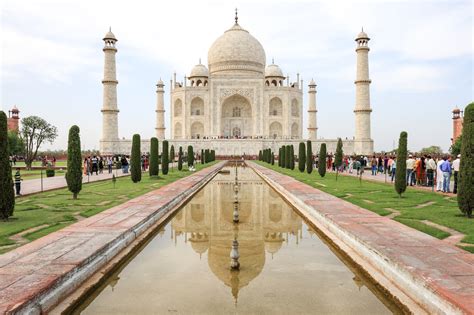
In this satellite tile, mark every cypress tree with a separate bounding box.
[458,102,474,217]
[271,152,275,165]
[211,150,215,161]
[278,147,282,167]
[298,142,306,172]
[188,145,194,167]
[306,140,313,174]
[170,145,175,165]
[65,125,82,199]
[395,131,408,197]
[318,143,327,177]
[131,134,142,183]
[285,145,290,168]
[259,150,262,161]
[178,146,183,171]
[290,145,295,170]
[0,111,15,220]
[201,149,205,164]
[334,138,343,181]
[149,137,159,176]
[281,146,286,168]
[162,140,169,175]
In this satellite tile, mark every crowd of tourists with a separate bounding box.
[319,153,461,194]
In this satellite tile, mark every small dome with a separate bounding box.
[12,105,19,112]
[356,30,369,40]
[189,63,209,78]
[103,28,117,41]
[309,78,316,86]
[453,107,461,113]
[156,79,164,86]
[208,23,266,75]
[265,64,284,78]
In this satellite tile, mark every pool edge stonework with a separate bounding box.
[249,161,474,315]
[0,162,225,314]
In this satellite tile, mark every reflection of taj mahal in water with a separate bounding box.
[170,167,302,299]
[99,11,374,156]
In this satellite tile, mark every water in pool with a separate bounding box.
[75,165,402,314]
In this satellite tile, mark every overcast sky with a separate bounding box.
[1,0,472,152]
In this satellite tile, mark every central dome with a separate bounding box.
[208,23,266,75]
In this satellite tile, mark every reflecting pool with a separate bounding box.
[75,165,401,314]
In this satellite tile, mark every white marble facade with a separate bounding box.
[99,15,374,156]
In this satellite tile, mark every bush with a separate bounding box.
[458,102,474,217]
[131,134,142,183]
[306,140,313,174]
[298,142,306,172]
[178,146,183,171]
[0,111,15,220]
[188,145,194,166]
[162,140,169,175]
[66,125,82,199]
[149,137,159,176]
[318,143,326,177]
[46,168,55,177]
[395,132,408,197]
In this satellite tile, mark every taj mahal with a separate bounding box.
[99,12,374,156]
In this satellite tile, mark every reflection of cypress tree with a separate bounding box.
[131,134,142,183]
[178,146,183,171]
[149,137,158,176]
[306,140,313,174]
[162,140,169,175]
[66,125,82,199]
[395,132,407,197]
[318,143,326,178]
[458,103,474,217]
[0,111,15,220]
[298,142,306,172]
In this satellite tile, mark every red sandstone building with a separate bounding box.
[7,106,20,133]
[451,107,463,144]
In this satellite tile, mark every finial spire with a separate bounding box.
[272,58,274,64]
[361,26,363,32]
[235,8,238,24]
[109,26,111,32]
[199,57,201,64]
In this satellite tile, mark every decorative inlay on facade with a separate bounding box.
[219,88,254,101]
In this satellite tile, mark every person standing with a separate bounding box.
[426,155,436,187]
[107,157,113,174]
[452,154,461,194]
[14,168,22,196]
[406,155,415,186]
[440,156,452,193]
[98,157,104,174]
[436,157,444,191]
[391,157,397,182]
[371,156,377,176]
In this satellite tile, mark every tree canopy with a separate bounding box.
[20,116,58,169]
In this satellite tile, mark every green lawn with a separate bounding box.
[0,162,216,254]
[10,161,68,168]
[256,162,473,253]
[11,169,67,180]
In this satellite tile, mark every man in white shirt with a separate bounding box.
[426,155,437,187]
[452,154,461,194]
[406,155,415,186]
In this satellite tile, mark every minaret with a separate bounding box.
[155,79,166,139]
[354,29,374,155]
[307,79,317,140]
[100,28,119,155]
[451,107,463,144]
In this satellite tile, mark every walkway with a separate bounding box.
[18,169,129,196]
[0,162,224,314]
[250,162,473,314]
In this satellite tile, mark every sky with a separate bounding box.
[1,0,473,152]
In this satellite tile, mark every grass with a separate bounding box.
[11,169,67,180]
[256,161,473,249]
[10,161,67,168]
[0,162,216,254]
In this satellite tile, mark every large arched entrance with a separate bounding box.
[221,94,252,138]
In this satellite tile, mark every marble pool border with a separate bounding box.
[0,162,225,314]
[249,161,474,315]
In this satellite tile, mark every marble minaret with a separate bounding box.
[155,79,166,139]
[100,28,120,155]
[353,29,374,155]
[307,79,318,140]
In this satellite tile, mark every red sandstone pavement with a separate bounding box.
[0,162,224,314]
[250,162,474,314]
